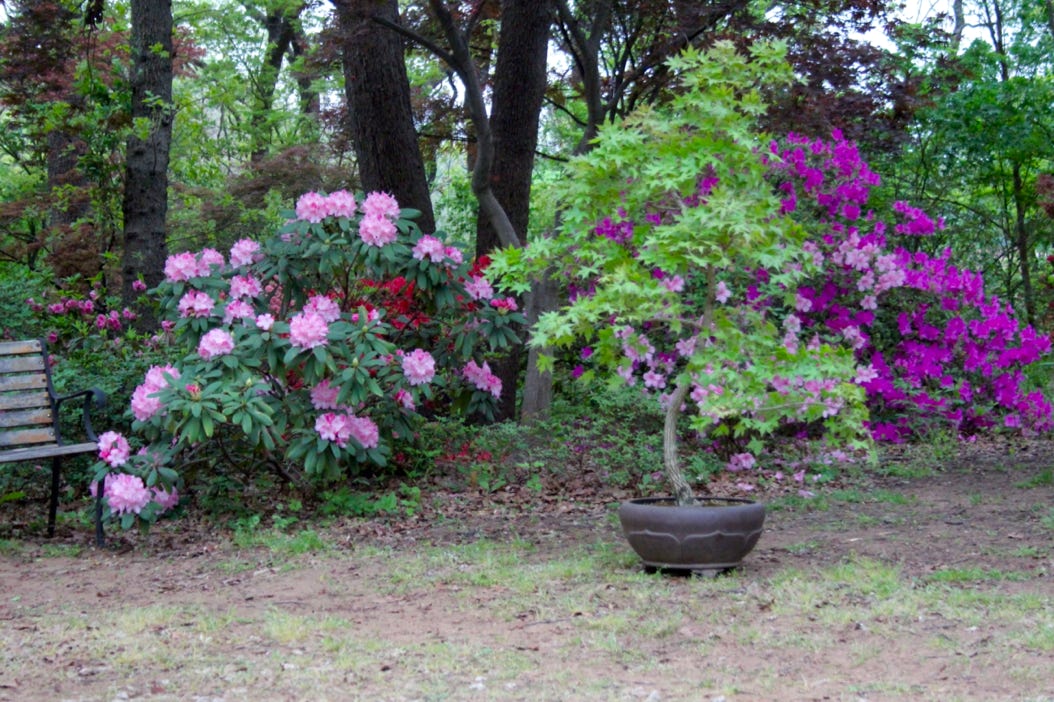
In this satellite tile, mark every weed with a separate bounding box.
[1041,507,1054,531]
[1016,468,1054,489]
[924,567,1031,583]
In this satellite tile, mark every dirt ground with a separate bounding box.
[2,438,1053,701]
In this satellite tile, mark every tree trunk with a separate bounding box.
[121,0,174,329]
[250,4,302,163]
[333,0,436,233]
[1012,163,1035,324]
[477,0,552,421]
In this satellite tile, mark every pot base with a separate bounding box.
[618,497,766,572]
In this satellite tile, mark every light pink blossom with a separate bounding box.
[715,281,731,303]
[402,349,436,386]
[98,431,130,468]
[464,275,494,301]
[255,314,275,331]
[325,190,358,218]
[131,364,180,422]
[223,299,255,324]
[463,360,502,398]
[198,328,235,359]
[304,295,341,323]
[152,486,180,512]
[412,235,446,263]
[310,379,341,410]
[164,252,199,282]
[358,214,398,247]
[315,412,353,446]
[347,415,380,449]
[104,473,152,515]
[361,191,401,220]
[296,192,328,223]
[229,239,261,267]
[178,290,215,318]
[197,249,225,275]
[230,275,263,299]
[289,311,329,349]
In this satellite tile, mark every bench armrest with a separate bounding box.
[53,388,108,444]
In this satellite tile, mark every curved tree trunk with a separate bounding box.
[333,0,436,233]
[121,0,174,329]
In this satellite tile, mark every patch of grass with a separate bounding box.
[784,540,820,554]
[830,488,915,505]
[924,567,1032,584]
[38,543,83,558]
[1015,468,1054,489]
[767,493,830,511]
[874,461,935,479]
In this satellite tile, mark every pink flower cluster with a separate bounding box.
[463,360,502,398]
[131,364,181,422]
[289,311,329,349]
[164,249,226,282]
[198,328,235,359]
[91,471,180,516]
[98,431,130,468]
[314,412,380,449]
[401,349,436,386]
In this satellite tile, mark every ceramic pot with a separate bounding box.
[618,497,765,572]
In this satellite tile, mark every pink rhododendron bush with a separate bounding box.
[491,41,1052,503]
[92,190,523,528]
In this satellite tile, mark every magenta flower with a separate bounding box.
[198,328,235,360]
[98,431,131,468]
[402,349,436,386]
[289,311,329,349]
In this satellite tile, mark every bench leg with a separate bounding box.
[47,456,61,538]
[94,474,106,548]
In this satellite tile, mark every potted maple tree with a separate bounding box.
[493,42,870,573]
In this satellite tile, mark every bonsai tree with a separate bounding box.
[492,42,871,506]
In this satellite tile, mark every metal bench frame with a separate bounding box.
[0,339,107,546]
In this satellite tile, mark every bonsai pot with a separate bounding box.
[618,497,766,573]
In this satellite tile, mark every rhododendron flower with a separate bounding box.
[152,486,180,512]
[358,214,398,247]
[229,275,263,299]
[289,311,329,349]
[315,413,353,446]
[489,297,518,312]
[197,248,226,274]
[445,247,464,265]
[463,360,502,398]
[412,235,446,263]
[361,191,400,220]
[296,192,328,223]
[326,190,357,218]
[304,295,341,323]
[223,299,255,324]
[132,279,147,293]
[164,252,199,282]
[464,275,494,301]
[255,314,275,331]
[131,364,180,422]
[347,415,380,449]
[394,389,416,411]
[198,328,235,359]
[310,379,341,410]
[178,291,215,318]
[229,238,262,267]
[104,473,152,515]
[98,431,131,468]
[402,349,436,386]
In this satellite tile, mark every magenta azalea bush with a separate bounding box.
[768,132,1053,441]
[91,189,523,527]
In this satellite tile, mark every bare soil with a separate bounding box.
[2,438,1053,701]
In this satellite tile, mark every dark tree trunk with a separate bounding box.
[333,0,436,233]
[121,0,174,329]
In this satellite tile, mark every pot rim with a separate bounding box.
[622,496,762,507]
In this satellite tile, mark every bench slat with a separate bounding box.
[0,427,57,447]
[0,441,99,463]
[0,407,53,429]
[0,390,50,411]
[0,356,47,374]
[0,372,49,393]
[0,340,43,355]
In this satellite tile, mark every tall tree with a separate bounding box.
[331,0,436,233]
[121,0,174,323]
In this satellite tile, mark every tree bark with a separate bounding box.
[478,0,553,421]
[121,0,174,328]
[333,0,436,233]
[250,3,303,162]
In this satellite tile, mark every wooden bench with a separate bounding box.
[0,339,107,546]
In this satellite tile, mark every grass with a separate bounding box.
[1015,467,1054,488]
[5,538,1051,701]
